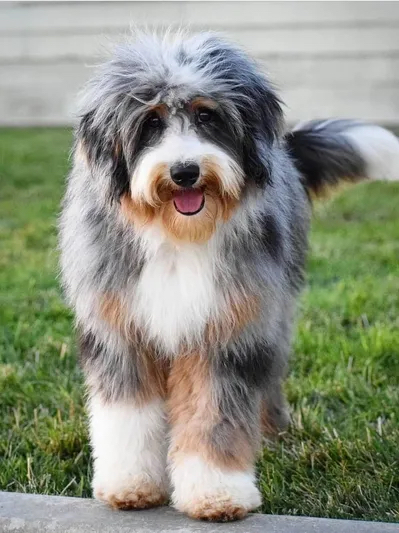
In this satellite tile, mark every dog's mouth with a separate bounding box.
[173,188,205,216]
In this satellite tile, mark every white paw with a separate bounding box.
[93,473,168,510]
[89,398,168,510]
[170,455,261,521]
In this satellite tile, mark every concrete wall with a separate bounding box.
[1,1,399,126]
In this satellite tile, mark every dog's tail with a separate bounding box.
[286,120,399,198]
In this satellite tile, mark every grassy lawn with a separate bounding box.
[0,128,398,522]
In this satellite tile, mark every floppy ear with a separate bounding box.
[242,135,273,187]
[77,111,129,202]
[240,79,284,187]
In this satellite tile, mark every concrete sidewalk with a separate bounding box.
[0,492,398,532]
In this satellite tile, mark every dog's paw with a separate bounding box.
[94,475,168,510]
[171,457,261,521]
[179,490,261,522]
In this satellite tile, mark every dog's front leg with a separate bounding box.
[167,351,263,521]
[80,331,169,510]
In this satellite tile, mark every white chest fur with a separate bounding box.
[131,238,219,354]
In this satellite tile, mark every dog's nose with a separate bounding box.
[170,162,200,188]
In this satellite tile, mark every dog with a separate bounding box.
[59,31,399,521]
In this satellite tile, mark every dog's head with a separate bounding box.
[76,32,284,243]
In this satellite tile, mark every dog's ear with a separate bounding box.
[241,80,284,187]
[77,111,129,202]
[242,134,273,187]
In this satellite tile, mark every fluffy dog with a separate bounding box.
[59,31,399,521]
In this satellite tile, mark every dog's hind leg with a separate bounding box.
[261,380,290,438]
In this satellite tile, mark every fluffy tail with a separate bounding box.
[286,120,399,197]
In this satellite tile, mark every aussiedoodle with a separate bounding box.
[59,30,399,522]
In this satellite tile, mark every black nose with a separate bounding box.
[170,162,200,188]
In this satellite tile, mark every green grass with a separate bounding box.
[0,128,398,522]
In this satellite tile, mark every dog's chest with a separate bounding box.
[132,244,219,353]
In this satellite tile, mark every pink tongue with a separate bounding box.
[173,189,204,214]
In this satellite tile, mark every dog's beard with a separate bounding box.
[120,157,241,243]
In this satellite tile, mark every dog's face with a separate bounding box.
[121,97,245,243]
[77,32,284,243]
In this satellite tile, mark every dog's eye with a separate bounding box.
[197,108,214,124]
[146,113,162,128]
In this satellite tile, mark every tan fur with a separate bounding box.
[98,292,138,343]
[99,293,129,333]
[120,192,155,227]
[207,290,260,344]
[190,97,218,111]
[167,354,255,471]
[149,103,169,118]
[185,497,249,522]
[160,193,219,243]
[136,347,169,406]
[96,482,167,510]
[98,293,168,405]
[120,157,241,243]
[120,163,170,227]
